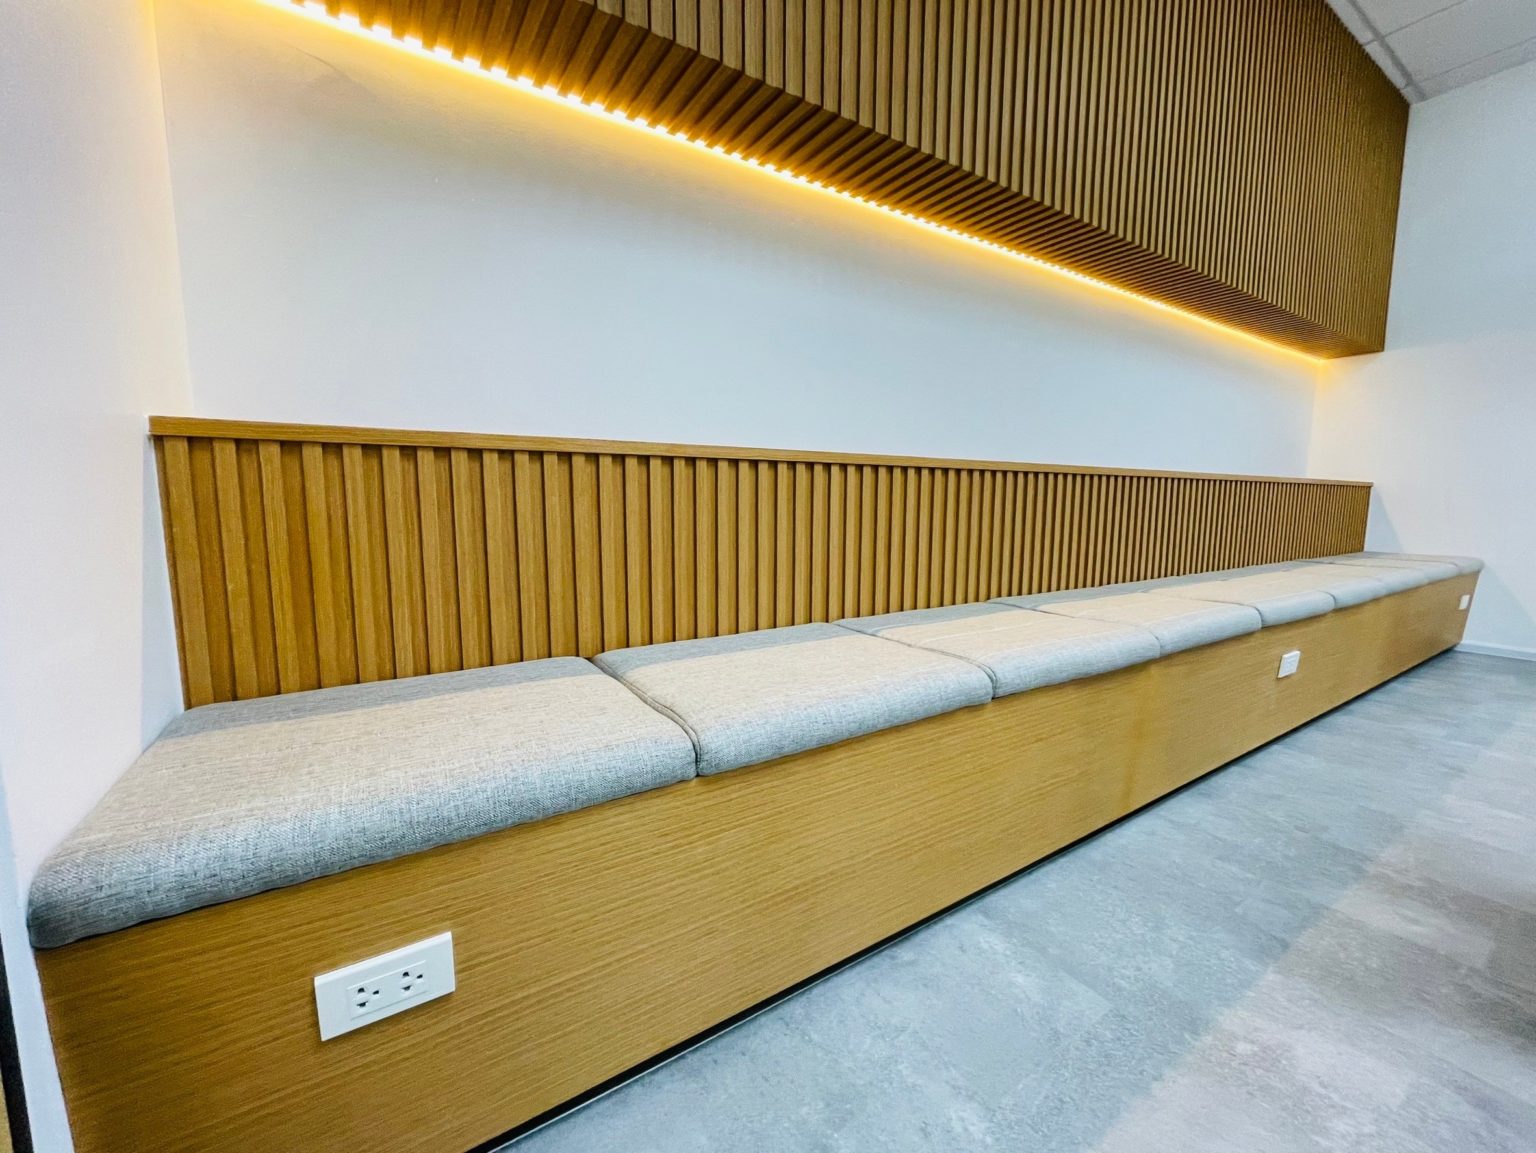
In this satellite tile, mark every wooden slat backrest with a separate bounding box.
[150,417,1371,706]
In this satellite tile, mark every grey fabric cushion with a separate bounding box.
[1314,561,1431,594]
[1146,562,1325,590]
[1257,564,1406,607]
[1183,559,1428,597]
[1001,579,1174,608]
[834,601,1019,632]
[28,659,696,949]
[1154,571,1341,625]
[1378,552,1482,576]
[1000,563,1333,607]
[1318,552,1478,578]
[997,591,1262,656]
[1162,563,1290,580]
[594,624,993,777]
[1234,558,1413,604]
[839,604,1161,697]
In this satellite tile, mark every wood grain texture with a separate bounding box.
[0,1068,11,1153]
[297,0,1405,356]
[149,418,1373,483]
[152,418,1372,705]
[36,578,1476,1153]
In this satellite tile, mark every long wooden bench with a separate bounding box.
[30,420,1478,1153]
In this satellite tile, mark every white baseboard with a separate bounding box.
[1456,641,1536,663]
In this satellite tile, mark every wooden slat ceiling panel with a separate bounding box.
[304,0,1406,357]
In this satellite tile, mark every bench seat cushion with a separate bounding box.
[984,563,1310,610]
[1254,563,1415,607]
[1153,570,1343,625]
[28,659,697,948]
[1319,552,1479,578]
[999,579,1172,607]
[837,603,1161,697]
[1312,561,1432,594]
[996,591,1262,656]
[1166,559,1429,596]
[594,624,993,777]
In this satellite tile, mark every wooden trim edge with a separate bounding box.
[146,417,1374,488]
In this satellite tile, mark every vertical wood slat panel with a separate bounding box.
[777,462,796,627]
[598,454,630,651]
[570,453,603,657]
[186,438,235,705]
[232,442,280,697]
[756,461,776,628]
[255,442,297,694]
[302,443,355,688]
[482,449,521,665]
[154,425,1372,706]
[381,446,428,678]
[275,444,320,691]
[648,458,674,642]
[415,448,453,674]
[542,454,578,657]
[341,444,394,684]
[793,462,813,623]
[716,460,737,636]
[512,451,550,661]
[737,462,758,633]
[449,448,490,670]
[211,441,259,700]
[161,437,216,706]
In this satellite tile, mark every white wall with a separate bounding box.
[153,0,1320,478]
[0,1,192,1148]
[1311,58,1536,659]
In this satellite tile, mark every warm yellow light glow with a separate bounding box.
[257,0,1326,366]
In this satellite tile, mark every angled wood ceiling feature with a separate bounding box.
[310,0,1409,357]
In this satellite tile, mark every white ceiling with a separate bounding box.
[1327,0,1536,101]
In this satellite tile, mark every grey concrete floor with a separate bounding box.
[508,652,1536,1153]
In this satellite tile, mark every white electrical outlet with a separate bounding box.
[1459,594,1472,611]
[314,932,455,1041]
[1277,650,1301,678]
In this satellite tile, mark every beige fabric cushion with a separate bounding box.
[1314,561,1431,594]
[595,624,993,777]
[1001,591,1262,656]
[839,603,1160,696]
[1155,570,1345,625]
[1250,564,1407,607]
[28,659,697,949]
[1319,552,1478,578]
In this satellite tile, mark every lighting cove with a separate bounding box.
[254,0,1327,366]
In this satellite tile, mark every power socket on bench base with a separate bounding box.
[314,932,455,1040]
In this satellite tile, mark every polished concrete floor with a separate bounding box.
[509,652,1536,1153]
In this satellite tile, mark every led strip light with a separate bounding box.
[255,0,1328,366]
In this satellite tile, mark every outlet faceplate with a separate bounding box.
[1277,650,1301,678]
[314,932,455,1041]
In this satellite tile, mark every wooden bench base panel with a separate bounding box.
[36,575,1476,1153]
